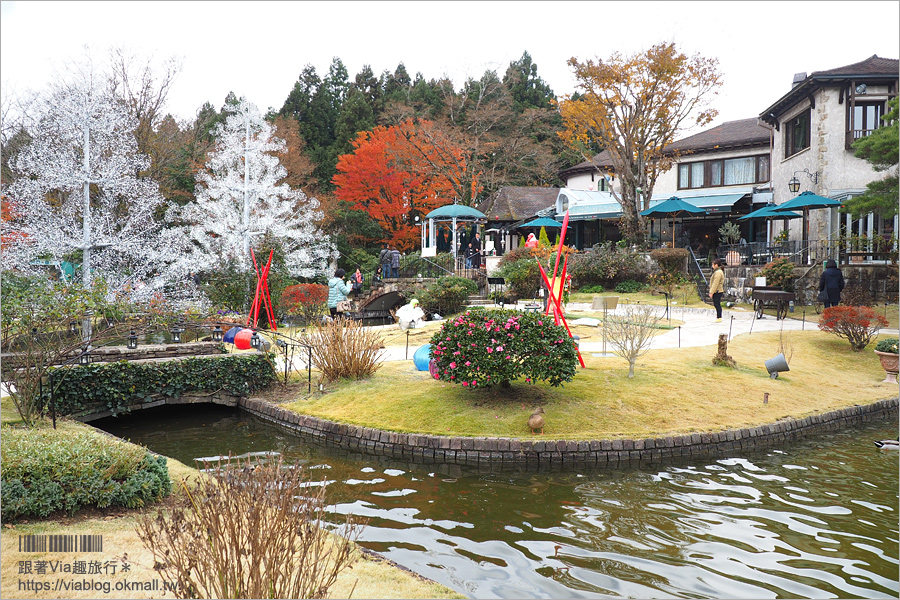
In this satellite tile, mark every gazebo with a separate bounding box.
[422,204,487,264]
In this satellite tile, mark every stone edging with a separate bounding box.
[237,396,899,469]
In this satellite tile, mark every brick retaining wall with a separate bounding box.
[238,396,898,470]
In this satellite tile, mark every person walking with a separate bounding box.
[465,242,475,269]
[351,267,363,296]
[708,258,725,322]
[327,268,352,318]
[471,233,482,269]
[379,244,391,280]
[819,259,845,308]
[390,247,401,278]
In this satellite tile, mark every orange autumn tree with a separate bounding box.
[558,42,722,244]
[333,119,477,252]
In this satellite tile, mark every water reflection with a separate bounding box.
[95,405,899,599]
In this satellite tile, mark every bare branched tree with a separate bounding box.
[136,455,363,599]
[604,304,661,378]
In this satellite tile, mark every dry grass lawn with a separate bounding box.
[281,330,898,440]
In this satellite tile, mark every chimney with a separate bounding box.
[792,72,807,88]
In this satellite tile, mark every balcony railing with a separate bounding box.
[717,237,897,267]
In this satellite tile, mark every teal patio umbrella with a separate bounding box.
[517,217,564,229]
[771,191,843,244]
[739,203,802,245]
[640,196,706,245]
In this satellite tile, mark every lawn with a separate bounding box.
[280,330,898,440]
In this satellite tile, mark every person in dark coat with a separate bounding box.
[818,259,845,308]
[390,247,401,278]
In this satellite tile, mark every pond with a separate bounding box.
[94,405,899,599]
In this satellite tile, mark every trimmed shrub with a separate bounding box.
[47,355,277,417]
[614,280,646,294]
[818,305,889,351]
[281,283,328,325]
[757,257,795,291]
[1,424,171,521]
[417,276,478,317]
[649,248,689,274]
[429,309,578,388]
[579,284,605,294]
[875,337,899,354]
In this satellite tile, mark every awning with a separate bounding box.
[562,202,625,221]
[554,193,746,222]
[669,193,746,214]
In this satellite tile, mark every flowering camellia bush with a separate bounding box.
[818,306,889,351]
[429,309,578,388]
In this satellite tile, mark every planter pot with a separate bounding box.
[874,350,899,384]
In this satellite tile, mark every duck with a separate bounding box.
[527,407,545,435]
[873,439,899,449]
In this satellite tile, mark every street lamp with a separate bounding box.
[128,330,138,350]
[788,169,819,193]
[212,325,223,342]
[171,323,183,343]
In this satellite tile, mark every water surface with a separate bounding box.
[96,405,899,599]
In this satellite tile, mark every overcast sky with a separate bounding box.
[2,1,899,130]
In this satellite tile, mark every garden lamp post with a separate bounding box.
[250,331,261,350]
[212,325,224,342]
[79,346,91,365]
[171,322,183,343]
[128,330,138,350]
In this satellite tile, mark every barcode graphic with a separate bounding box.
[18,535,103,552]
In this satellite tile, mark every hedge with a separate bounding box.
[1,423,171,521]
[44,354,277,417]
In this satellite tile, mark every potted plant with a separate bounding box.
[874,337,899,384]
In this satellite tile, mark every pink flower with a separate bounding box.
[450,362,457,369]
[506,355,511,360]
[465,361,471,366]
[434,373,439,379]
[453,351,460,355]
[538,321,543,325]
[486,347,493,353]
[497,346,503,352]
[462,381,469,387]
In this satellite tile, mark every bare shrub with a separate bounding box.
[841,281,873,307]
[136,455,363,599]
[309,318,384,382]
[604,304,661,378]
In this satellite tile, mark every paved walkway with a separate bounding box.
[371,302,899,362]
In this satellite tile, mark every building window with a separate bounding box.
[677,155,770,190]
[598,176,609,192]
[785,109,810,158]
[848,101,885,147]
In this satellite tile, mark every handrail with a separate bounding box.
[686,246,710,303]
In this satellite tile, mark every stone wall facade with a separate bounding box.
[237,396,898,471]
[724,263,898,305]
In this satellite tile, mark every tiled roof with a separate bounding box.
[559,118,770,179]
[476,186,559,221]
[811,55,899,78]
[665,118,771,153]
[761,55,899,122]
[558,151,615,178]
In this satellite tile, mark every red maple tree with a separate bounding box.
[333,119,478,252]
